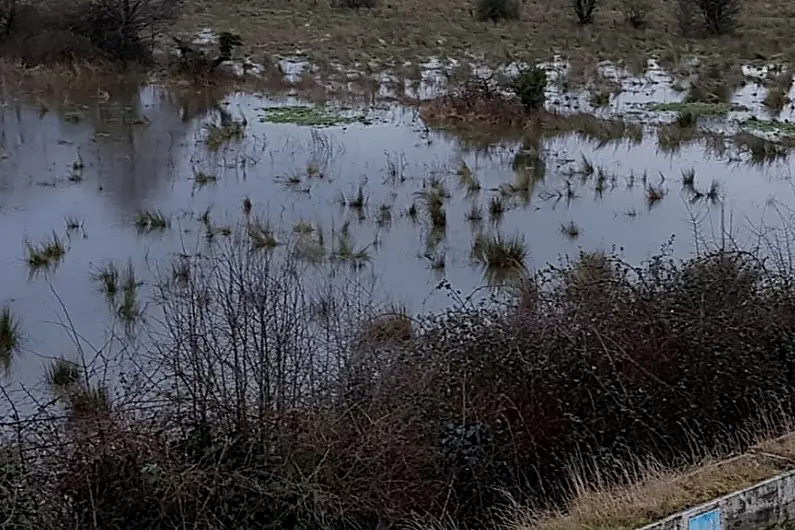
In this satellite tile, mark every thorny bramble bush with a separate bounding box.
[5,231,795,529]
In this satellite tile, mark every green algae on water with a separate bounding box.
[647,102,748,116]
[740,118,795,136]
[257,105,365,127]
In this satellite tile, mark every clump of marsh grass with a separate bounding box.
[117,262,143,329]
[457,161,482,195]
[681,168,696,190]
[293,221,315,235]
[561,221,581,240]
[579,155,595,177]
[92,262,121,303]
[466,202,484,223]
[45,357,82,393]
[205,120,245,151]
[26,232,66,271]
[64,216,83,233]
[646,185,666,208]
[377,204,392,228]
[332,232,370,268]
[416,188,447,229]
[342,185,368,211]
[193,170,218,187]
[706,180,721,203]
[0,305,21,373]
[134,210,169,233]
[248,219,281,250]
[472,232,527,283]
[489,195,506,223]
[407,202,418,221]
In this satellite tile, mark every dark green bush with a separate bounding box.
[475,0,520,22]
[512,67,547,111]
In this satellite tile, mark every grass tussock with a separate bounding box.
[45,357,82,392]
[26,232,66,271]
[134,210,169,233]
[0,304,21,372]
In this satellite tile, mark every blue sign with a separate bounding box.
[688,509,721,530]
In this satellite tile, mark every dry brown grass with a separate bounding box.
[177,0,795,70]
[520,453,793,530]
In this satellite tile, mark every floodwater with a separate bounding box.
[1,55,795,409]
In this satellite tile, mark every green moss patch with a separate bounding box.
[257,106,366,127]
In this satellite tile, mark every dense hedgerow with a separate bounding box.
[4,235,795,530]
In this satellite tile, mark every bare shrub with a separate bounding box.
[5,226,795,529]
[620,0,650,28]
[677,0,741,35]
[572,0,598,24]
[0,0,180,64]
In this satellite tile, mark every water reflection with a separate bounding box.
[0,75,793,400]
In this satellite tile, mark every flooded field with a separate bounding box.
[1,55,795,408]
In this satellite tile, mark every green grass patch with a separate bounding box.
[740,118,795,136]
[258,106,365,127]
[647,102,747,116]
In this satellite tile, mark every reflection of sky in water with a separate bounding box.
[0,67,794,401]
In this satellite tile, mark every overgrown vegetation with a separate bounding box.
[5,237,795,529]
[0,0,179,65]
[678,0,741,35]
[475,0,520,22]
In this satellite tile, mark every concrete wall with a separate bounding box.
[640,469,795,530]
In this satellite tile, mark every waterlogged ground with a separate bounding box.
[1,54,795,409]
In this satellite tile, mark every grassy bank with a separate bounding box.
[176,0,795,69]
[524,434,795,530]
[5,222,795,529]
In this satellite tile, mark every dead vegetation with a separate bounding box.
[4,242,795,530]
[0,0,179,65]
